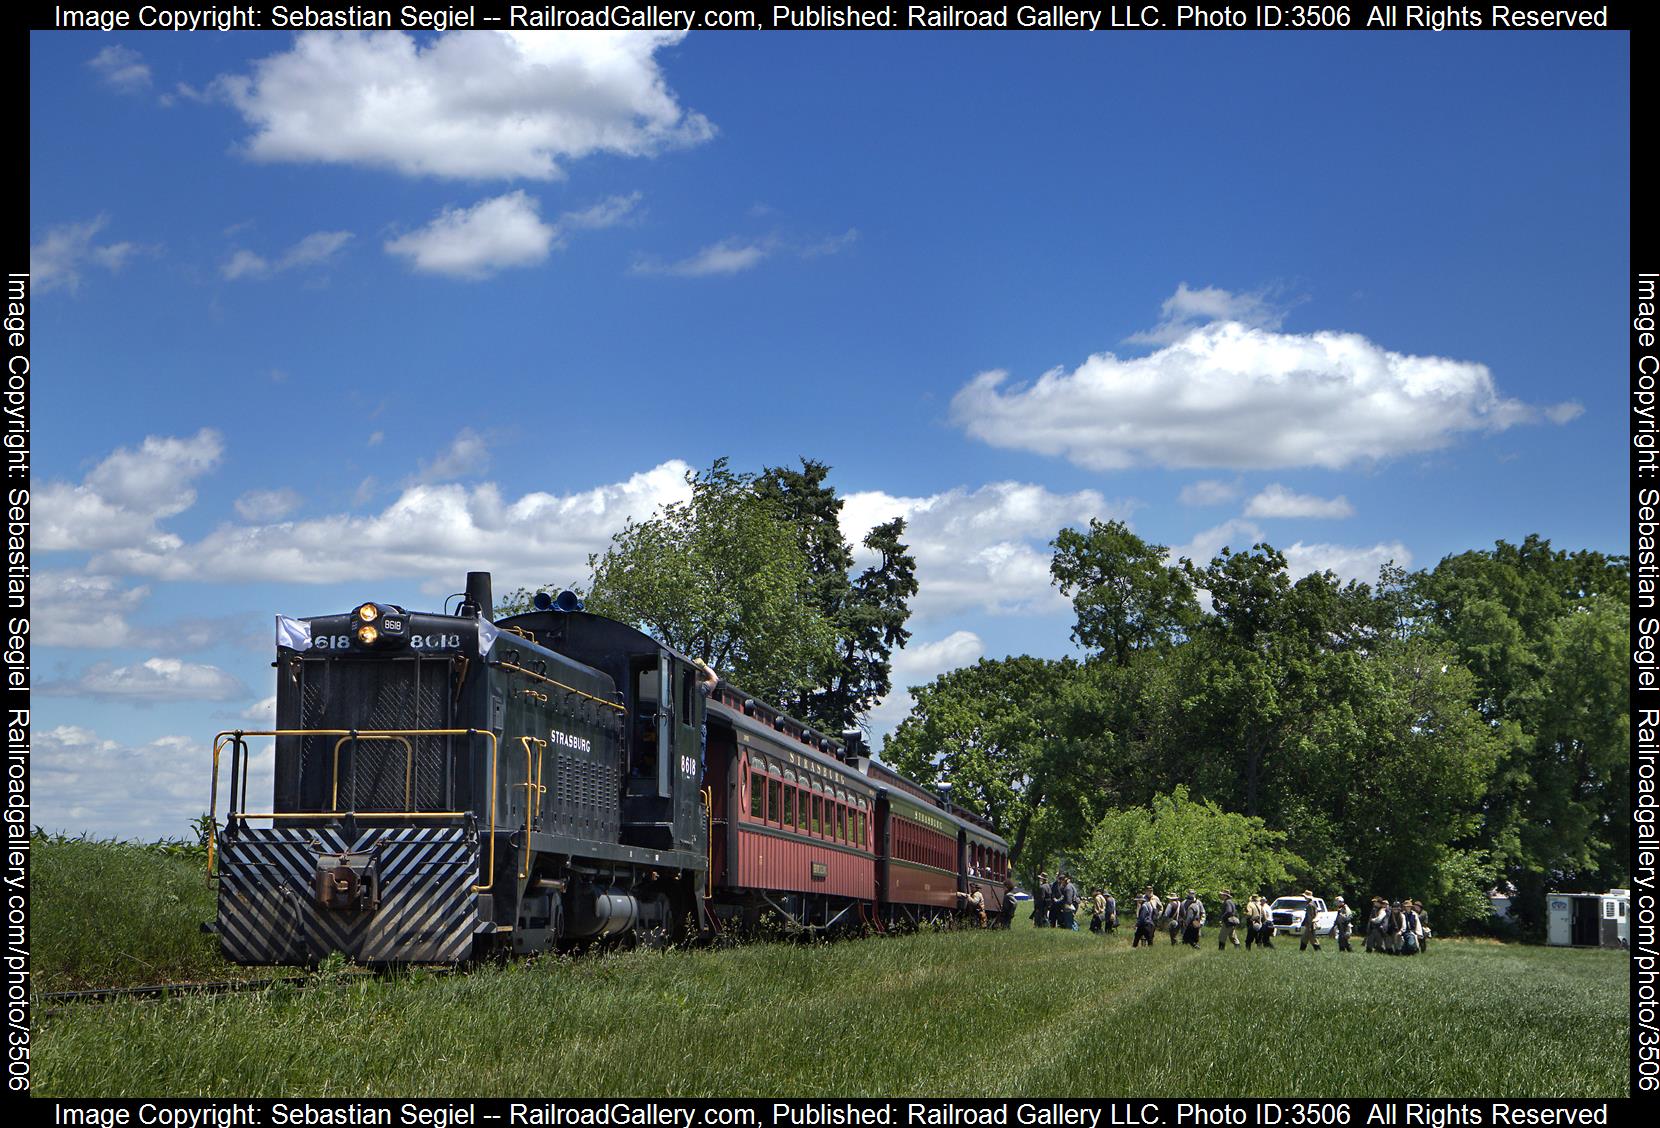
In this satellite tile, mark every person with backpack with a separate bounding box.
[1162,892,1183,945]
[1401,902,1421,955]
[1217,890,1242,950]
[1333,897,1354,952]
[1103,890,1118,936]
[1089,888,1107,934]
[1032,872,1051,928]
[1180,890,1206,947]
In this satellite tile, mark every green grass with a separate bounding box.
[29,832,267,993]
[32,923,1629,1098]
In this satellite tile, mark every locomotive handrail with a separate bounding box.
[207,727,501,888]
[514,736,548,878]
[494,660,626,712]
[330,734,414,812]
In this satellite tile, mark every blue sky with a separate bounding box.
[29,29,1629,838]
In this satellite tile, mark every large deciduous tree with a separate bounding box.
[584,459,839,707]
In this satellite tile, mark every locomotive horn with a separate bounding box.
[554,590,583,612]
[462,571,494,620]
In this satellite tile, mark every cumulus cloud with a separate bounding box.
[385,192,556,279]
[29,216,148,294]
[1544,401,1585,425]
[1169,518,1408,588]
[1178,479,1241,507]
[222,230,352,280]
[32,572,150,647]
[866,630,985,737]
[35,724,272,841]
[216,31,713,181]
[1126,282,1290,345]
[952,318,1576,471]
[88,45,151,94]
[86,461,696,595]
[1243,484,1355,520]
[42,657,248,702]
[234,488,302,521]
[841,481,1128,621]
[35,428,223,552]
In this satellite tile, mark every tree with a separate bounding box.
[1070,786,1302,906]
[1049,519,1199,666]
[757,460,918,734]
[882,655,1082,866]
[584,459,839,706]
[1413,537,1631,928]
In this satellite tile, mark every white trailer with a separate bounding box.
[1545,889,1629,948]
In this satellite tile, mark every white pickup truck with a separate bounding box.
[1269,895,1338,937]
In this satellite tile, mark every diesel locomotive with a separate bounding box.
[209,572,1012,964]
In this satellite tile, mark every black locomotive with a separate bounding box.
[210,572,1011,964]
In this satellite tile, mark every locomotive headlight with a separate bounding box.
[356,624,380,645]
[356,603,380,623]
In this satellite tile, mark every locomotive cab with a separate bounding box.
[497,604,707,855]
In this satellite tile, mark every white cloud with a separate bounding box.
[1243,484,1355,519]
[222,230,353,280]
[44,657,248,702]
[1178,479,1241,507]
[34,724,272,841]
[952,319,1572,471]
[413,428,490,483]
[841,481,1128,621]
[559,191,643,231]
[1544,401,1585,425]
[87,461,696,595]
[88,45,150,94]
[29,216,147,294]
[35,428,224,552]
[866,630,985,736]
[1282,540,1411,587]
[217,31,712,181]
[634,238,772,277]
[1126,282,1289,345]
[32,572,150,647]
[386,192,555,279]
[234,488,302,521]
[1168,518,1409,588]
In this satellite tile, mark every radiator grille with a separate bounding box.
[297,658,454,811]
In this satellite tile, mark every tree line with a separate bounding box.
[510,459,1629,934]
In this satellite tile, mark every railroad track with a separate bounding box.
[33,967,436,1014]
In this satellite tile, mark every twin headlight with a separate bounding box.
[353,602,403,646]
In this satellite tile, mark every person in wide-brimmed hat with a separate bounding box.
[1333,897,1354,952]
[1216,889,1242,951]
[1299,890,1323,952]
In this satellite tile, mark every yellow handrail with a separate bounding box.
[496,661,626,712]
[207,727,501,890]
[514,736,548,878]
[331,735,413,812]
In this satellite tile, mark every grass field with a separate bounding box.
[29,836,1630,1098]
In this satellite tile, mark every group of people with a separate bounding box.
[1363,897,1433,955]
[1024,880,1434,954]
